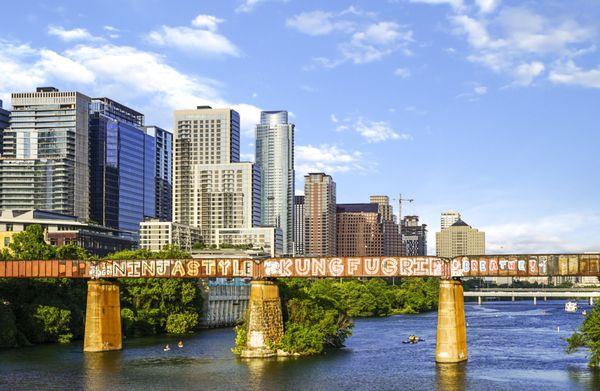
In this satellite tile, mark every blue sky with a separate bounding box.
[1,0,599,254]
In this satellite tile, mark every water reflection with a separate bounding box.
[567,365,600,390]
[83,351,123,391]
[436,362,467,391]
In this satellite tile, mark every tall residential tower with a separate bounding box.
[0,87,91,218]
[304,173,336,256]
[172,106,260,244]
[255,110,294,254]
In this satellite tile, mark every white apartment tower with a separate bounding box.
[173,107,259,244]
[441,210,461,230]
[255,110,295,254]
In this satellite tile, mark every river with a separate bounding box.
[1,301,598,390]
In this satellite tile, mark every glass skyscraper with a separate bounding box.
[89,98,156,232]
[145,125,173,221]
[255,110,295,254]
[0,88,91,218]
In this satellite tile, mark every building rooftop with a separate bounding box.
[450,219,470,227]
[337,203,379,213]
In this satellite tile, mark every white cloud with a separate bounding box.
[0,40,260,135]
[341,22,412,64]
[289,8,413,68]
[146,15,239,57]
[473,84,487,95]
[497,8,592,55]
[394,67,411,78]
[450,6,594,87]
[286,11,352,36]
[451,15,503,50]
[474,0,500,14]
[549,61,600,88]
[513,61,545,86]
[295,144,370,175]
[483,213,600,253]
[38,50,96,84]
[409,0,464,11]
[48,26,102,42]
[330,114,339,123]
[103,25,120,39]
[191,15,224,31]
[456,82,487,99]
[236,0,286,13]
[337,116,412,143]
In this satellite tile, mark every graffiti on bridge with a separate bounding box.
[0,254,598,279]
[455,254,600,277]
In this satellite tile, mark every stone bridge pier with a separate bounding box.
[435,279,467,363]
[84,280,122,352]
[240,279,284,358]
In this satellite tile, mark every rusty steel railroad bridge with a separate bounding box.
[2,253,599,363]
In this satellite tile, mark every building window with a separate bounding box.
[3,237,10,246]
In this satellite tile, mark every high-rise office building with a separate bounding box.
[304,173,336,256]
[370,195,402,256]
[173,106,240,226]
[336,203,383,256]
[436,219,485,258]
[146,126,173,221]
[255,110,294,254]
[401,215,428,256]
[0,87,91,218]
[89,98,156,232]
[370,195,394,221]
[441,210,461,230]
[293,195,305,255]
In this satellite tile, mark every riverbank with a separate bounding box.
[1,302,597,391]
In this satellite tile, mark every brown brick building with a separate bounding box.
[335,203,384,256]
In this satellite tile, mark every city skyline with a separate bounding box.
[0,0,598,255]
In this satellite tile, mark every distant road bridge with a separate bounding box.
[1,253,600,364]
[464,289,600,305]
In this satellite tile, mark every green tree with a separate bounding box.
[8,225,56,260]
[106,246,204,337]
[0,303,18,348]
[166,312,199,334]
[567,303,600,367]
[32,305,73,343]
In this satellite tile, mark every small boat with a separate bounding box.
[402,335,423,344]
[178,340,184,348]
[565,301,578,313]
[164,344,171,351]
[582,310,587,316]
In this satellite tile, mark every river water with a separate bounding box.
[1,301,599,390]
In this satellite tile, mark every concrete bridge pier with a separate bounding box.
[84,280,122,352]
[436,279,467,363]
[240,280,284,358]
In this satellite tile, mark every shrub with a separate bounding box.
[166,312,199,334]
